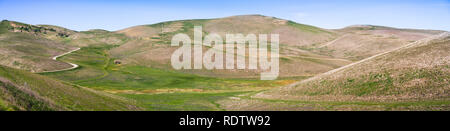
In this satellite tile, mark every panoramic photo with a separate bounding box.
[0,0,449,113]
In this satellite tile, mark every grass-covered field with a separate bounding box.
[42,45,295,110]
[219,94,450,111]
[0,65,139,111]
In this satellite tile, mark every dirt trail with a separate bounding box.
[285,47,353,62]
[39,48,80,73]
[318,34,350,48]
[281,32,449,89]
[295,56,353,62]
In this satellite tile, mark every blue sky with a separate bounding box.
[0,0,448,31]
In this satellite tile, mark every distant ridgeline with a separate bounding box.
[0,20,71,38]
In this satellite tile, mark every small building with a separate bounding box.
[114,60,122,65]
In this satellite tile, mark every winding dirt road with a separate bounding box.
[40,48,81,73]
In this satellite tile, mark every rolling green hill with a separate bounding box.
[0,65,140,111]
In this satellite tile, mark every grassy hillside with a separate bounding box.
[219,33,450,111]
[314,25,444,61]
[203,15,336,46]
[0,20,76,72]
[112,15,352,79]
[112,15,442,79]
[0,65,140,111]
[67,29,129,47]
[0,20,130,72]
